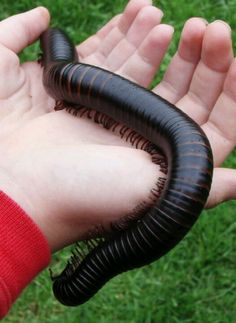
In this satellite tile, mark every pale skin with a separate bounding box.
[0,0,235,252]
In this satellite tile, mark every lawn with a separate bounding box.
[1,0,236,322]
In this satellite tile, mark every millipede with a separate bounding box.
[40,27,213,306]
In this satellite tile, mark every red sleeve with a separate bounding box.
[0,190,51,319]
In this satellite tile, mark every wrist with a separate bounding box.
[0,167,53,249]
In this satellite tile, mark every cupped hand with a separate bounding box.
[1,0,235,253]
[0,0,173,251]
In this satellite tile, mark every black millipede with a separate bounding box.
[40,27,213,306]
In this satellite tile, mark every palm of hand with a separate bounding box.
[0,1,235,251]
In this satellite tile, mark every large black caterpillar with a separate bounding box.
[40,27,213,306]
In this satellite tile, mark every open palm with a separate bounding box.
[0,0,235,252]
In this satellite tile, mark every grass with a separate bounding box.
[1,0,236,322]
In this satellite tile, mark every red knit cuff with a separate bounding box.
[0,190,51,319]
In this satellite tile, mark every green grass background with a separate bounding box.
[1,0,236,322]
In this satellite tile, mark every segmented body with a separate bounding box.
[40,28,213,306]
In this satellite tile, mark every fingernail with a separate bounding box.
[158,9,164,19]
[213,20,231,33]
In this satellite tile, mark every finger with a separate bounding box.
[0,7,50,53]
[104,5,163,71]
[202,58,236,166]
[154,18,207,103]
[78,0,154,65]
[121,5,163,48]
[76,14,121,59]
[206,168,236,208]
[119,0,154,34]
[177,20,233,124]
[118,24,174,86]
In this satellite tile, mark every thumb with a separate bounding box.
[206,168,236,208]
[0,7,50,53]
